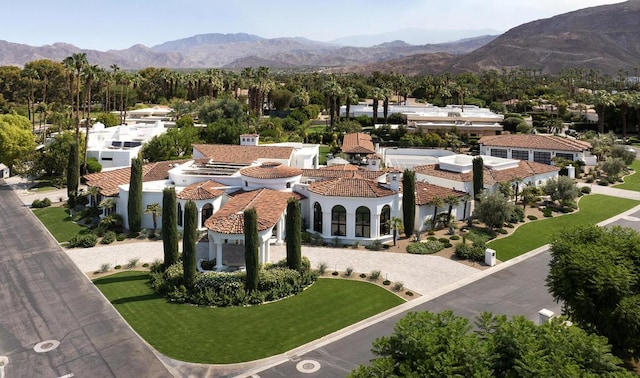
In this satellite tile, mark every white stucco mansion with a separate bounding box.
[84,134,559,271]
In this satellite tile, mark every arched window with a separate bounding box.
[331,205,346,236]
[177,203,183,227]
[380,205,391,235]
[355,206,370,238]
[202,203,214,227]
[313,202,323,233]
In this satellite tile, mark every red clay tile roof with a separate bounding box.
[240,162,303,179]
[478,134,591,151]
[342,133,376,154]
[308,178,396,198]
[176,180,226,200]
[204,188,302,234]
[415,182,467,206]
[193,144,294,164]
[84,160,186,196]
[414,160,559,186]
[302,168,386,180]
[320,164,360,171]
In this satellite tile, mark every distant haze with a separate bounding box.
[330,28,503,47]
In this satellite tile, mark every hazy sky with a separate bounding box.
[1,0,624,50]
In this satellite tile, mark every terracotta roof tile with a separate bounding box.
[478,134,591,152]
[204,189,302,234]
[414,160,559,186]
[240,162,303,179]
[320,163,360,171]
[415,182,467,205]
[84,160,186,196]
[176,180,226,200]
[342,133,375,154]
[308,178,396,198]
[193,144,294,164]
[302,168,385,180]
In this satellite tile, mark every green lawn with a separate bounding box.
[305,123,326,135]
[33,206,89,243]
[94,272,405,364]
[319,144,331,165]
[613,159,640,191]
[489,194,640,261]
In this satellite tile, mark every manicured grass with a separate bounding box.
[489,194,640,261]
[319,144,331,165]
[94,272,404,364]
[613,159,640,191]
[305,124,326,134]
[33,206,89,243]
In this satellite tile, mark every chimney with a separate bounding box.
[389,171,400,192]
[367,155,381,171]
[240,134,259,146]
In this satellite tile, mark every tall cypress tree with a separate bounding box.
[473,156,484,199]
[162,187,179,269]
[182,200,197,288]
[244,207,259,292]
[127,156,143,233]
[286,198,302,271]
[402,169,416,238]
[66,141,79,201]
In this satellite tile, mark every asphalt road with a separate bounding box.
[256,249,561,377]
[0,182,172,377]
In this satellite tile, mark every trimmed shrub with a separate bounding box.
[449,235,460,241]
[407,240,444,255]
[359,273,367,279]
[527,215,538,221]
[438,237,449,244]
[509,206,525,223]
[405,291,414,296]
[393,281,404,292]
[542,208,553,217]
[498,228,508,234]
[369,270,382,281]
[454,242,485,262]
[383,280,391,286]
[580,186,592,194]
[100,231,116,244]
[366,240,384,251]
[443,242,452,248]
[114,265,122,269]
[86,157,102,173]
[427,236,437,241]
[332,271,339,276]
[68,233,98,248]
[32,198,52,208]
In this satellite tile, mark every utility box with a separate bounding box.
[485,248,496,266]
[538,308,555,325]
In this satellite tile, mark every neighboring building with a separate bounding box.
[0,163,9,178]
[341,104,504,137]
[85,121,168,169]
[414,154,560,195]
[478,134,595,165]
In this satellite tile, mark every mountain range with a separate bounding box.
[0,1,638,75]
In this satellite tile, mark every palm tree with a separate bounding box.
[370,87,384,126]
[460,193,471,221]
[144,202,162,236]
[429,196,445,230]
[591,90,614,134]
[82,64,99,173]
[444,195,460,226]
[615,91,633,138]
[387,217,404,246]
[99,197,117,216]
[343,86,358,120]
[322,77,342,131]
[70,53,87,144]
[86,186,101,208]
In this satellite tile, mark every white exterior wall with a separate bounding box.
[88,148,141,169]
[416,202,466,232]
[479,145,594,165]
[415,174,473,193]
[177,196,225,231]
[305,192,398,245]
[241,175,302,192]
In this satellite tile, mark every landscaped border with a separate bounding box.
[488,194,640,261]
[94,271,404,364]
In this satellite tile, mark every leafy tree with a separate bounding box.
[127,157,143,233]
[521,184,540,209]
[200,119,247,145]
[547,224,640,361]
[402,169,416,238]
[474,191,514,231]
[244,207,259,292]
[144,202,162,236]
[66,141,79,200]
[182,200,198,288]
[94,112,120,127]
[600,157,627,182]
[0,113,36,171]
[473,156,484,199]
[350,310,631,377]
[162,188,179,269]
[610,145,635,166]
[198,96,246,124]
[270,88,294,111]
[285,198,302,270]
[175,115,194,128]
[542,176,579,206]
